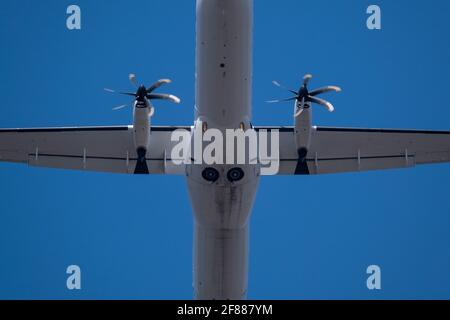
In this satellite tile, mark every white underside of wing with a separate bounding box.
[0,126,189,175]
[257,126,450,175]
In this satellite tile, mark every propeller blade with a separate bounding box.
[129,73,138,87]
[309,86,342,96]
[104,88,135,96]
[147,93,181,104]
[147,79,172,93]
[112,104,128,111]
[272,81,298,95]
[307,95,335,112]
[266,97,298,104]
[303,74,313,86]
[294,107,304,118]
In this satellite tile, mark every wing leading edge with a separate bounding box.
[0,126,190,175]
[256,126,450,175]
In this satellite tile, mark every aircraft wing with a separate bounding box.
[256,126,450,175]
[0,125,190,174]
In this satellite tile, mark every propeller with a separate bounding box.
[268,74,341,117]
[104,73,181,110]
[112,104,128,111]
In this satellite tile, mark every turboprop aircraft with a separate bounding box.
[1,0,450,300]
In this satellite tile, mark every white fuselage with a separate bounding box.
[187,0,258,299]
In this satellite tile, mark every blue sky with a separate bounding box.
[1,0,450,299]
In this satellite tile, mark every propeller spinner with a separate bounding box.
[268,74,341,117]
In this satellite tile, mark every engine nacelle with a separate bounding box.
[294,102,312,160]
[133,100,152,151]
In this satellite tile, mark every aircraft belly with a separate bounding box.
[195,0,253,128]
[191,0,256,300]
[187,168,259,300]
[187,165,259,229]
[194,224,249,300]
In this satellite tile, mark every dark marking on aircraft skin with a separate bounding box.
[152,126,192,132]
[316,127,450,135]
[253,127,294,133]
[202,167,220,182]
[297,147,308,160]
[253,126,450,135]
[282,154,416,162]
[7,126,448,135]
[0,126,191,133]
[28,153,169,162]
[294,160,309,175]
[227,167,245,182]
[294,148,310,175]
[134,147,149,174]
[0,126,130,133]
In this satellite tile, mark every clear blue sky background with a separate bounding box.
[1,0,450,299]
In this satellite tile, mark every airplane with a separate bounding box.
[1,0,450,300]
